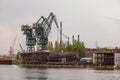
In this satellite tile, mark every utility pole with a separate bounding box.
[60,22,62,48]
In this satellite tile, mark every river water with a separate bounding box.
[0,65,120,80]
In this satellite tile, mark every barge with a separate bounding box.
[20,51,83,68]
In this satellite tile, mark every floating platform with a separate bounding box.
[19,51,93,68]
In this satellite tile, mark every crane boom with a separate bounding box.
[62,34,69,40]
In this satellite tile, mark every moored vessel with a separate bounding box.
[0,58,12,65]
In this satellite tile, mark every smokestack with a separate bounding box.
[72,35,74,45]
[78,35,80,44]
[96,41,98,49]
[60,22,62,48]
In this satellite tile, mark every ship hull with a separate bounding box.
[0,58,12,65]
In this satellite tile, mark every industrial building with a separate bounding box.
[85,48,120,58]
[93,52,120,69]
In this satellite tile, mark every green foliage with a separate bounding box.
[15,52,21,60]
[55,41,59,51]
[66,44,72,51]
[46,40,85,58]
[100,47,108,50]
[70,41,85,58]
[54,40,85,58]
[46,41,53,51]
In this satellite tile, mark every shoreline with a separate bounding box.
[18,63,120,70]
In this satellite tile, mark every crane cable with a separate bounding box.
[55,27,69,40]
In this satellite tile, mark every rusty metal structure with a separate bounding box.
[20,51,50,64]
[21,13,59,52]
[21,25,36,52]
[20,51,78,65]
[33,13,59,50]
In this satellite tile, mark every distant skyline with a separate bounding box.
[1,0,120,54]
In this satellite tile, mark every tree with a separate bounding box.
[46,41,53,51]
[69,41,85,58]
[55,40,59,51]
[50,41,53,51]
[53,39,85,58]
[77,42,85,58]
[15,52,21,60]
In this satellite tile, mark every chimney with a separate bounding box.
[72,35,74,45]
[78,35,80,44]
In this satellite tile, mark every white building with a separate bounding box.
[114,53,120,67]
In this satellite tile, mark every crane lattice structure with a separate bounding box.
[21,25,36,52]
[21,13,59,52]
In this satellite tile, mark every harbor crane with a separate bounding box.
[21,13,59,52]
[21,25,36,52]
[33,12,59,50]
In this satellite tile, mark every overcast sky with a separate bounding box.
[1,0,120,53]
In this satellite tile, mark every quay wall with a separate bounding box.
[20,62,93,68]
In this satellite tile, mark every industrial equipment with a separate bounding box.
[21,13,59,52]
[33,12,59,50]
[19,43,25,53]
[21,25,36,52]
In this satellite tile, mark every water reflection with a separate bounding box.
[93,70,120,80]
[23,68,48,80]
